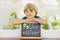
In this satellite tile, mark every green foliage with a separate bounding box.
[52,16,60,26]
[54,16,57,21]
[3,11,19,30]
[42,24,49,30]
[11,25,19,30]
[58,23,60,26]
[52,21,58,26]
[57,0,60,2]
[10,12,17,18]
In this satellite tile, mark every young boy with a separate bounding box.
[13,3,47,25]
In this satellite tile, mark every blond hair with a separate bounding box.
[24,3,38,15]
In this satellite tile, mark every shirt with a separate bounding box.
[22,16,41,20]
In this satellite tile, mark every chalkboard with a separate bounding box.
[21,23,41,37]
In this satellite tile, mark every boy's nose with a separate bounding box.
[28,11,31,13]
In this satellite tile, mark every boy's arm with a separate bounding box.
[12,20,27,25]
[12,18,34,25]
[34,18,47,25]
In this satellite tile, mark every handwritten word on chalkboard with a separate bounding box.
[21,23,41,37]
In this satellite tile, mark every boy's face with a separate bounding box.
[25,9,36,18]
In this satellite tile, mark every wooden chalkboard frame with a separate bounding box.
[20,22,42,38]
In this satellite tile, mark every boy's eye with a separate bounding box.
[26,11,29,12]
[30,9,33,12]
[26,10,31,12]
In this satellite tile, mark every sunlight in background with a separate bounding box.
[0,0,60,30]
[13,0,18,3]
[42,0,58,5]
[41,0,59,16]
[0,0,60,38]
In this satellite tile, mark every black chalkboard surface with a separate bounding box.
[21,22,41,37]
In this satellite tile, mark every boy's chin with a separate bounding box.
[27,16,34,18]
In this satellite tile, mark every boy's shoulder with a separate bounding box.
[35,16,41,19]
[22,16,27,19]
[22,16,41,19]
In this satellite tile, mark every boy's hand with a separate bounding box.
[27,18,47,25]
[12,20,22,25]
[26,19,33,22]
[26,18,37,22]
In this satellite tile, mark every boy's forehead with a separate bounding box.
[25,8,34,11]
[26,7,34,10]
